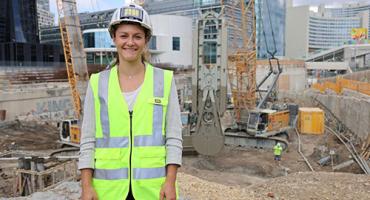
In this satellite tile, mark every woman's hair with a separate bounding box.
[110,22,151,67]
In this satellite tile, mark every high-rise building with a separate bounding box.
[256,0,286,58]
[145,0,286,59]
[0,0,39,43]
[286,3,370,59]
[37,0,55,28]
[37,0,49,11]
[328,2,370,38]
[0,0,63,65]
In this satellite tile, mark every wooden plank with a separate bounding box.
[362,135,370,150]
[38,175,44,191]
[31,174,36,193]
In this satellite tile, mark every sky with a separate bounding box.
[294,0,370,6]
[50,0,128,15]
[50,0,129,24]
[49,0,370,24]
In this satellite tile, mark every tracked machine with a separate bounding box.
[190,0,296,156]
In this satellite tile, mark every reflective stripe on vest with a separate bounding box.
[95,167,166,180]
[133,167,166,179]
[94,158,166,180]
[94,168,128,180]
[96,69,130,148]
[134,67,165,146]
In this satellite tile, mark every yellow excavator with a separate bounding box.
[56,0,89,147]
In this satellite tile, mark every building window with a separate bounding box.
[172,36,180,51]
[203,41,217,64]
[83,32,95,48]
[149,36,157,50]
[204,20,217,39]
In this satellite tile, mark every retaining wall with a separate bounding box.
[280,91,370,142]
[0,83,74,122]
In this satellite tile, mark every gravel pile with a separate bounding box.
[180,171,370,200]
[2,172,369,200]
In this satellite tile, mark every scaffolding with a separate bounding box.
[224,0,257,123]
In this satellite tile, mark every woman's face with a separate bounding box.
[113,23,147,63]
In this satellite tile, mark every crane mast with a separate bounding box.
[56,0,89,120]
[226,0,256,124]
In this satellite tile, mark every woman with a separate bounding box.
[78,3,183,200]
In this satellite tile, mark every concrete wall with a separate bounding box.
[315,93,370,141]
[285,6,310,59]
[0,83,74,121]
[280,91,370,142]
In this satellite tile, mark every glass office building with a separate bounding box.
[0,0,63,65]
[308,15,362,51]
[83,29,114,48]
[328,3,370,38]
[256,0,286,58]
[308,4,369,52]
[83,28,115,65]
[286,3,370,59]
[0,0,39,43]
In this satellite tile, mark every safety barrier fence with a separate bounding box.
[312,77,370,96]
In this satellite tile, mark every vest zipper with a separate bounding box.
[129,111,133,192]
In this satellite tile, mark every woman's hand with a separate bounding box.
[81,185,98,200]
[80,169,98,200]
[160,164,179,200]
[160,179,176,200]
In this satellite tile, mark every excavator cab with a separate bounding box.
[247,109,290,136]
[59,119,80,145]
[247,110,269,135]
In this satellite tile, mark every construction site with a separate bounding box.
[0,0,370,199]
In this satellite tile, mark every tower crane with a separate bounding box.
[56,0,89,146]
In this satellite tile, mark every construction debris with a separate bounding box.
[14,159,78,196]
[333,160,355,171]
[361,134,370,160]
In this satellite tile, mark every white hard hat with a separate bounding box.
[108,3,152,38]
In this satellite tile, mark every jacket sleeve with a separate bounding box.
[165,78,183,166]
[78,83,96,170]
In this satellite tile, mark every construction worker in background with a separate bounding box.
[78,3,182,200]
[273,143,283,165]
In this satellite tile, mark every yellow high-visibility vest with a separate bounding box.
[89,63,175,200]
[273,144,283,156]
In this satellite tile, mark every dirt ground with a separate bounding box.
[177,127,369,199]
[0,121,59,152]
[0,120,369,199]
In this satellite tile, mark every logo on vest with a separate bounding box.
[154,98,162,104]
